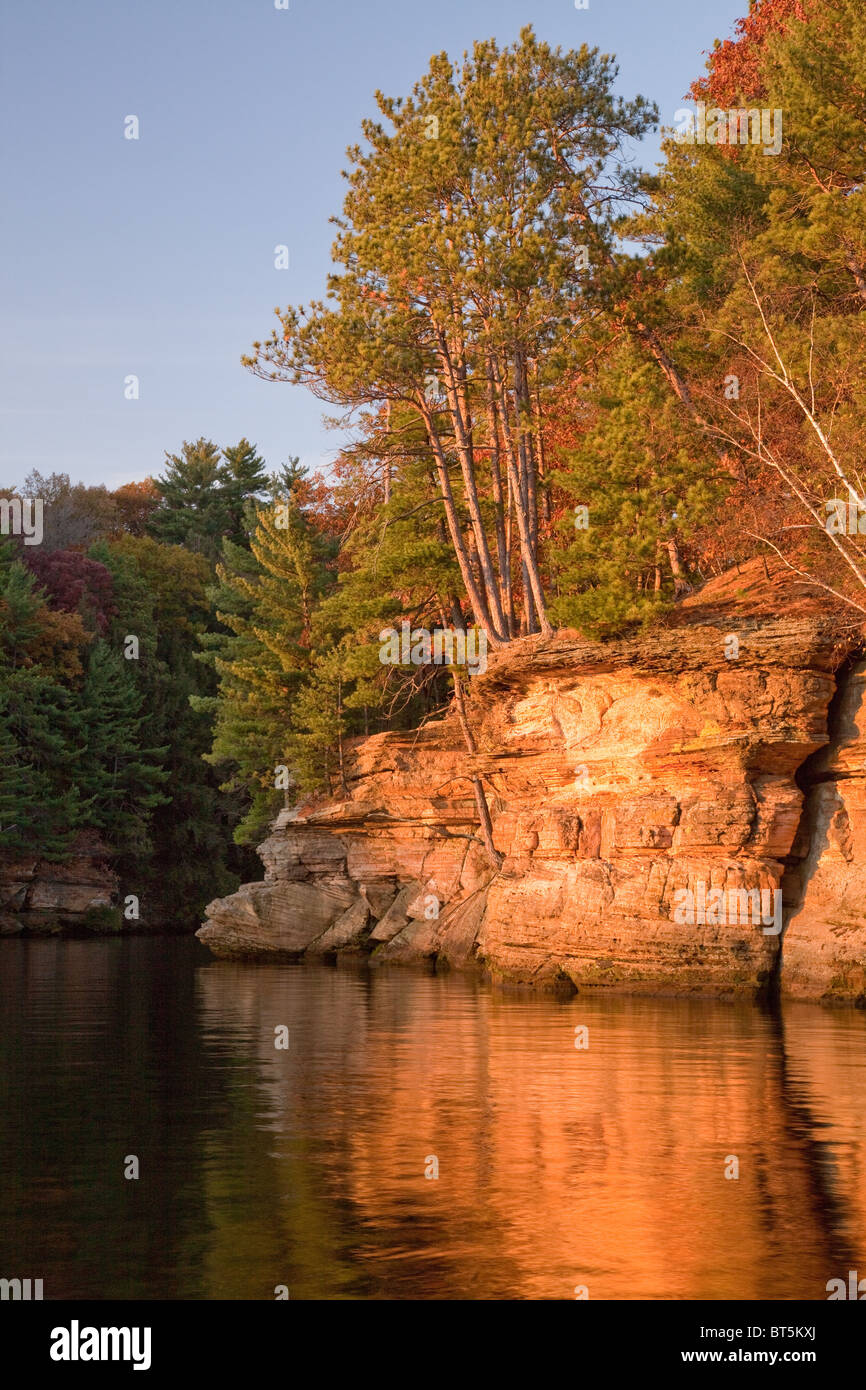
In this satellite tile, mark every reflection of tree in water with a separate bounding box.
[2,938,866,1300]
[0,938,275,1299]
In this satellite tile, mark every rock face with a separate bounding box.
[0,832,119,935]
[783,658,866,1000]
[198,565,866,1002]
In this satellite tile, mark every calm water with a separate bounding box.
[1,935,865,1301]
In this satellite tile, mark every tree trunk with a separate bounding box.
[666,537,692,596]
[532,368,552,528]
[484,355,512,627]
[514,348,539,556]
[382,400,392,504]
[418,397,504,647]
[336,677,348,797]
[489,357,552,636]
[434,325,508,642]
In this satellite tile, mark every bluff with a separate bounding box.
[197,563,866,1003]
[0,832,119,935]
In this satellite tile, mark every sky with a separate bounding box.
[0,0,746,491]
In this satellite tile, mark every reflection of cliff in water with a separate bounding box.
[776,1003,866,1272]
[1,937,865,1301]
[196,962,866,1300]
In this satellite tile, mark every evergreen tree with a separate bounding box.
[92,535,245,920]
[199,481,334,843]
[0,705,40,855]
[150,436,273,562]
[222,438,269,546]
[0,555,45,668]
[244,27,657,642]
[0,670,86,859]
[548,342,721,636]
[78,640,169,859]
[150,438,229,561]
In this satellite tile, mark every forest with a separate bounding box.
[1,0,864,925]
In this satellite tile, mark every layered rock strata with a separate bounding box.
[198,569,866,1002]
[0,832,119,934]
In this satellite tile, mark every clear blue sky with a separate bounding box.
[0,0,745,491]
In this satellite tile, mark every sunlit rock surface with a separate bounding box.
[784,659,866,1000]
[199,564,866,1001]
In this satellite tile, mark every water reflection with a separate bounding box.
[0,937,864,1299]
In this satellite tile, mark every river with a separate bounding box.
[1,936,864,1300]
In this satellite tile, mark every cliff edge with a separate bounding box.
[198,562,866,1002]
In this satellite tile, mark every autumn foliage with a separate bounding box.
[689,0,809,105]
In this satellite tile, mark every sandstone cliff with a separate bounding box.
[197,564,866,1002]
[0,832,119,935]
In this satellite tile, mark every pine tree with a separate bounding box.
[199,483,333,844]
[222,438,269,546]
[548,341,721,636]
[0,556,45,668]
[0,671,85,859]
[92,535,245,919]
[0,706,39,855]
[150,438,229,561]
[244,27,657,642]
[78,640,169,859]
